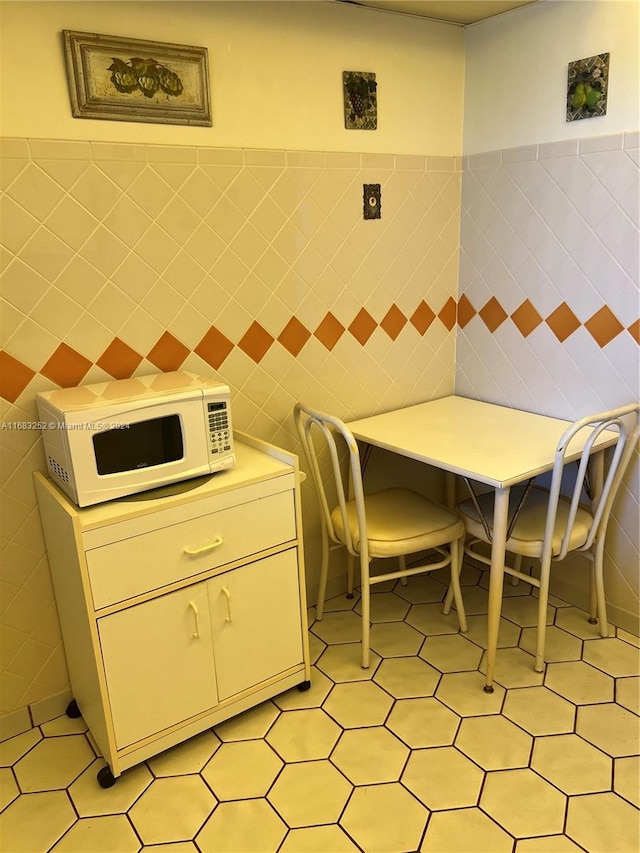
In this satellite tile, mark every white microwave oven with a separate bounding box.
[36,371,235,507]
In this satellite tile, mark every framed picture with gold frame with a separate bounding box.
[62,30,212,126]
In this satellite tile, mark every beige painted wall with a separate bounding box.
[0,0,465,154]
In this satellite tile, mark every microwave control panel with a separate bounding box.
[207,402,232,454]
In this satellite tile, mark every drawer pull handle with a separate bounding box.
[183,537,223,556]
[188,600,200,639]
[221,587,233,622]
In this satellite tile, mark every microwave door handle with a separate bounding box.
[183,536,223,556]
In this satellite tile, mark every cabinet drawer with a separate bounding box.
[86,490,296,609]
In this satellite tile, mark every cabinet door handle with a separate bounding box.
[183,536,223,556]
[221,587,233,622]
[188,600,201,638]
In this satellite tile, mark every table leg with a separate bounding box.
[484,486,510,693]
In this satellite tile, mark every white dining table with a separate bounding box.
[347,395,617,692]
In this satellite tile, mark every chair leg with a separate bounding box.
[447,537,468,632]
[346,552,355,599]
[535,554,552,672]
[399,555,408,586]
[510,554,522,585]
[360,555,371,669]
[316,526,330,621]
[592,539,609,637]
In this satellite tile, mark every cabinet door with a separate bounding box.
[98,583,218,748]
[209,549,303,700]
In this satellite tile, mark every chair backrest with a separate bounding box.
[544,403,640,561]
[294,402,367,555]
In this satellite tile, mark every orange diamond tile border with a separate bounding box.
[439,297,457,332]
[380,305,407,341]
[315,313,345,351]
[278,317,312,357]
[349,309,377,346]
[585,306,625,348]
[511,300,543,338]
[41,344,92,389]
[628,320,640,346]
[238,322,274,363]
[479,297,508,333]
[410,301,436,335]
[546,303,581,343]
[0,351,36,404]
[195,327,234,370]
[457,295,476,329]
[97,338,143,380]
[147,332,190,372]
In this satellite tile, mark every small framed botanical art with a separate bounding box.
[62,30,212,126]
[343,71,377,130]
[566,53,609,122]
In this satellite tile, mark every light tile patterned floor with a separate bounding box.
[1,566,639,853]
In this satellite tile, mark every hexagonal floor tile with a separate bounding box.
[201,740,282,800]
[420,807,513,853]
[341,783,428,853]
[503,686,576,735]
[268,760,352,827]
[479,647,544,689]
[460,614,522,649]
[50,814,140,852]
[481,769,566,838]
[322,680,393,728]
[308,631,326,664]
[406,602,466,636]
[128,775,216,844]
[403,747,483,809]
[616,676,640,714]
[0,791,76,852]
[374,656,440,698]
[266,708,341,761]
[197,799,286,852]
[544,661,614,705]
[41,715,88,737]
[514,835,584,852]
[316,643,381,682]
[555,607,614,639]
[213,701,280,741]
[394,574,449,604]
[455,714,532,769]
[0,767,19,811]
[147,730,220,776]
[331,727,409,784]
[310,610,363,644]
[386,697,460,748]
[355,591,410,621]
[531,733,612,794]
[273,667,333,710]
[582,637,640,677]
[279,825,360,852]
[370,621,425,657]
[576,702,640,756]
[436,671,505,717]
[500,594,554,627]
[519,625,582,663]
[0,728,42,766]
[69,759,153,817]
[566,792,640,852]
[14,734,94,792]
[420,633,483,672]
[614,756,640,807]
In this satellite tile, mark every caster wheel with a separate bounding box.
[588,617,598,625]
[346,593,355,600]
[97,766,116,789]
[297,680,311,692]
[66,699,81,719]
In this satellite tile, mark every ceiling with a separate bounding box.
[334,0,540,25]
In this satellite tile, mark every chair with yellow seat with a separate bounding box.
[294,402,468,669]
[445,403,639,673]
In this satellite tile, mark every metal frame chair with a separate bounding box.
[294,402,468,668]
[446,403,639,672]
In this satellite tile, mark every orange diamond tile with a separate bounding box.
[349,309,377,345]
[410,302,436,335]
[380,305,407,340]
[315,313,345,351]
[628,319,640,346]
[438,297,457,332]
[546,303,581,343]
[511,300,543,337]
[97,337,143,379]
[195,326,234,370]
[0,351,36,403]
[147,332,190,372]
[278,317,311,357]
[457,295,476,329]
[239,322,274,363]
[584,306,625,348]
[479,297,508,333]
[41,344,92,388]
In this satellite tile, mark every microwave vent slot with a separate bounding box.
[48,457,70,484]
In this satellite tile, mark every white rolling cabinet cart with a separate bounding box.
[34,433,311,788]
